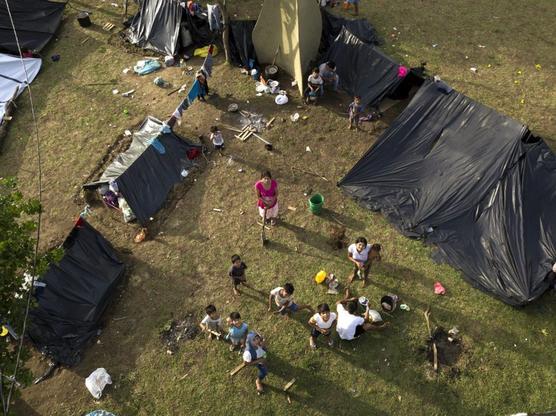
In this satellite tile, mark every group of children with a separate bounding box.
[198,237,388,393]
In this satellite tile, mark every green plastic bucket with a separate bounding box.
[309,193,324,214]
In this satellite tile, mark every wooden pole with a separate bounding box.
[123,0,128,21]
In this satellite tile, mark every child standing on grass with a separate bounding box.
[199,304,223,339]
[268,283,314,319]
[226,311,249,352]
[348,96,363,130]
[308,303,337,349]
[228,254,250,296]
[242,331,268,394]
[210,125,224,151]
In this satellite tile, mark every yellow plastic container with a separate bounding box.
[314,270,327,284]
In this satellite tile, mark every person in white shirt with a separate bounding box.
[199,304,223,339]
[347,237,382,287]
[335,289,388,341]
[210,125,224,151]
[308,303,337,349]
[319,61,339,91]
[268,283,314,318]
[304,67,324,104]
[242,332,268,394]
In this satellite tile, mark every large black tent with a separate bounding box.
[327,27,404,108]
[228,20,257,68]
[84,117,202,225]
[0,0,65,54]
[127,0,212,55]
[27,218,125,365]
[339,79,556,305]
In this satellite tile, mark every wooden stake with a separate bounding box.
[266,117,276,129]
[206,329,222,339]
[283,378,296,391]
[229,362,246,376]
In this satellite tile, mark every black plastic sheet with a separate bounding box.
[28,219,125,366]
[321,8,381,52]
[127,0,183,55]
[229,20,257,68]
[0,0,65,54]
[339,79,556,305]
[84,117,202,225]
[327,27,402,108]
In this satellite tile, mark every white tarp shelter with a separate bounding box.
[0,53,41,125]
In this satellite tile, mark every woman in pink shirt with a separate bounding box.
[254,171,279,225]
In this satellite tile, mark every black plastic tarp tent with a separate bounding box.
[339,79,556,305]
[27,218,125,365]
[127,0,212,55]
[0,0,65,54]
[327,27,403,108]
[85,116,202,225]
[321,8,381,52]
[228,20,257,68]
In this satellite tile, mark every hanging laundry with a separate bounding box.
[207,4,222,32]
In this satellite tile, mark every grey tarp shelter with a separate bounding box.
[84,116,202,225]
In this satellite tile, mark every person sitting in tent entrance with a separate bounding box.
[304,67,324,104]
[319,61,339,91]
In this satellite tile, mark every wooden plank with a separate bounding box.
[283,378,296,392]
[229,362,246,376]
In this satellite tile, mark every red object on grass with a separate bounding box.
[434,281,446,295]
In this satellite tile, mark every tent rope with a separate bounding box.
[2,0,45,414]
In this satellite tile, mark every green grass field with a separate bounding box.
[2,1,555,415]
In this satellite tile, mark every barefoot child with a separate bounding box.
[228,254,250,296]
[210,125,224,151]
[268,283,314,319]
[226,311,249,351]
[348,96,363,130]
[242,331,268,394]
[308,303,337,349]
[199,304,223,339]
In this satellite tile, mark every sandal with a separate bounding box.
[270,218,277,226]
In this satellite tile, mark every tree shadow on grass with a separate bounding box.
[265,354,385,415]
[280,220,344,260]
[328,337,484,415]
[319,207,368,231]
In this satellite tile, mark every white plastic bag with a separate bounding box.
[85,368,112,399]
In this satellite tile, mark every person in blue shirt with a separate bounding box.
[226,311,248,352]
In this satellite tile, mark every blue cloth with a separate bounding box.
[134,59,161,75]
[188,80,201,102]
[147,137,166,154]
[86,411,116,416]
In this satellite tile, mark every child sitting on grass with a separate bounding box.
[226,311,249,352]
[268,283,314,319]
[308,303,337,349]
[199,304,223,340]
[228,254,250,296]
